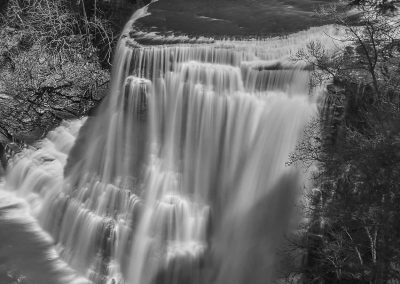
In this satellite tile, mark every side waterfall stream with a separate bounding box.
[0,5,342,284]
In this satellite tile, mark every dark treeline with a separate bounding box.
[288,0,400,283]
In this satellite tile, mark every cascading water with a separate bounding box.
[1,5,343,284]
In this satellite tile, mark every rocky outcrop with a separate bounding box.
[0,25,109,147]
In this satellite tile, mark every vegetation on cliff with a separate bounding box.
[0,0,149,146]
[289,1,400,283]
[0,0,117,145]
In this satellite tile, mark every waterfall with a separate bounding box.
[1,5,343,284]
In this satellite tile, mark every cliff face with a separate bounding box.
[134,0,332,37]
[0,0,114,164]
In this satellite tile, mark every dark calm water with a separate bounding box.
[133,0,332,37]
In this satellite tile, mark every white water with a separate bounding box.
[0,5,343,284]
[0,120,89,284]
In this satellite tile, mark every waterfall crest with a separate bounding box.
[1,6,343,284]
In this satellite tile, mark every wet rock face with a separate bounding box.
[134,0,332,38]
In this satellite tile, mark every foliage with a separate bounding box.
[290,1,400,283]
[348,0,398,13]
[2,0,116,64]
[0,0,112,142]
